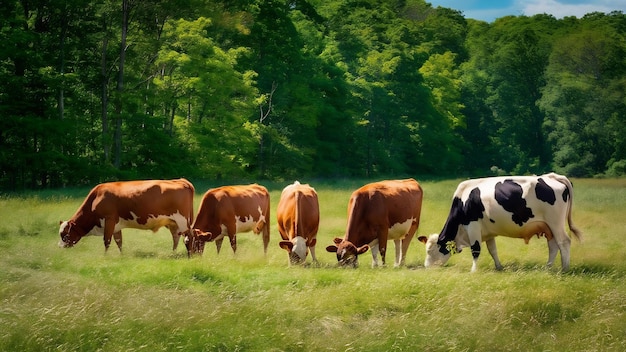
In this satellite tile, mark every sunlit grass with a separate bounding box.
[1,178,625,351]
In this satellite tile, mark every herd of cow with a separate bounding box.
[58,173,582,271]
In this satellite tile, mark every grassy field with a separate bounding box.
[1,178,625,351]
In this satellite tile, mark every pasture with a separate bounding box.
[1,178,625,351]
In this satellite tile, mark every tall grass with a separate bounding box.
[1,178,625,351]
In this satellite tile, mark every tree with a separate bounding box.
[540,14,626,176]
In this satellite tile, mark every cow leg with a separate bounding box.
[260,220,269,255]
[466,224,482,272]
[485,238,503,271]
[172,233,180,251]
[310,244,318,263]
[229,235,237,253]
[398,227,417,267]
[394,239,402,268]
[546,237,559,268]
[103,218,116,252]
[379,231,389,267]
[470,243,481,272]
[168,226,181,251]
[215,238,224,254]
[370,240,381,268]
[555,231,572,271]
[113,231,123,252]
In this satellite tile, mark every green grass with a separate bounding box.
[1,178,625,351]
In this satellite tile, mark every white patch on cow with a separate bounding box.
[423,233,451,267]
[292,236,307,261]
[58,221,70,247]
[90,210,187,236]
[257,205,266,228]
[234,205,266,233]
[235,214,256,233]
[388,218,415,240]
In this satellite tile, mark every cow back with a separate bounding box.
[345,179,422,246]
[277,182,319,242]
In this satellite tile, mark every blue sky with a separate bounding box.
[426,0,626,22]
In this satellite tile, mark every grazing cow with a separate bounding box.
[277,181,320,265]
[418,173,583,272]
[59,179,195,252]
[185,184,270,256]
[326,179,423,268]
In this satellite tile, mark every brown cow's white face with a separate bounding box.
[279,237,309,265]
[58,220,82,248]
[421,234,452,268]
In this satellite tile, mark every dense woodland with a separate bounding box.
[1,0,625,190]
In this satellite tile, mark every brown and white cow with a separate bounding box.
[59,178,195,252]
[277,181,320,265]
[185,184,270,256]
[326,179,423,268]
[418,173,583,272]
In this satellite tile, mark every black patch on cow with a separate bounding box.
[535,178,556,205]
[437,188,485,255]
[490,218,495,223]
[437,197,464,254]
[461,187,485,225]
[471,240,481,259]
[494,179,534,226]
[562,186,570,202]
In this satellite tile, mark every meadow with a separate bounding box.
[1,178,625,351]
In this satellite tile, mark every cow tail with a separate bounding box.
[294,189,301,238]
[555,174,583,242]
[187,180,195,234]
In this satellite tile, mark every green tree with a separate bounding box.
[540,13,626,176]
[154,16,258,178]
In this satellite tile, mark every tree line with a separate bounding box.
[1,0,625,190]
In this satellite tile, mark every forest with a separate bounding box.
[1,0,625,190]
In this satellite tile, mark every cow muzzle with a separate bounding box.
[58,239,73,248]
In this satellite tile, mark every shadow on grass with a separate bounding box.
[566,262,623,278]
[496,260,623,278]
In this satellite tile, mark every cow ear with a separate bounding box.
[279,241,293,252]
[333,237,343,245]
[418,236,428,244]
[309,238,317,247]
[357,245,369,254]
[326,245,338,253]
[59,220,63,225]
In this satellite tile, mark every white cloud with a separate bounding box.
[519,0,625,19]
[464,7,523,22]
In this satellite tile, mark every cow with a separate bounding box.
[185,184,270,256]
[277,181,320,266]
[418,173,583,272]
[59,178,195,252]
[326,179,423,268]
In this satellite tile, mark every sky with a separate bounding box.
[426,0,626,22]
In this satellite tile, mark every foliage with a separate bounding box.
[1,0,625,190]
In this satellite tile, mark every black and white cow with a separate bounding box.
[418,173,582,272]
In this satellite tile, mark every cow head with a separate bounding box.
[58,220,83,248]
[279,236,315,265]
[326,237,369,268]
[418,234,453,268]
[184,229,210,256]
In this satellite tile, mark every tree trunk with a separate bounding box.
[101,28,110,164]
[113,0,129,169]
